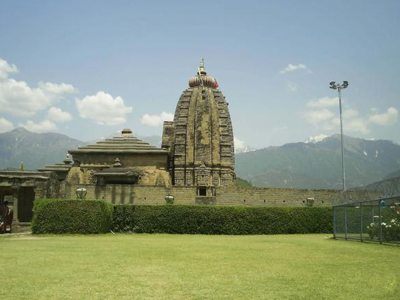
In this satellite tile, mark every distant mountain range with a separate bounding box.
[1,128,400,190]
[384,169,400,181]
[0,128,84,170]
[236,134,400,189]
[0,128,161,170]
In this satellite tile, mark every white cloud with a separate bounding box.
[38,82,77,98]
[287,82,298,92]
[280,63,310,74]
[344,117,370,134]
[234,137,245,150]
[0,79,51,116]
[0,117,14,133]
[0,58,18,80]
[141,111,174,126]
[76,91,132,125]
[0,58,77,117]
[307,97,339,108]
[304,107,370,134]
[303,109,335,126]
[370,108,378,113]
[343,108,359,118]
[48,107,73,123]
[368,107,398,126]
[303,96,398,135]
[19,120,58,133]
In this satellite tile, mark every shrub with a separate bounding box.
[32,199,114,234]
[112,205,332,235]
[367,205,400,241]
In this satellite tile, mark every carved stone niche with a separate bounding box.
[175,134,186,144]
[185,171,193,186]
[174,156,186,165]
[212,173,220,186]
[196,162,209,186]
[174,170,185,186]
[175,145,186,155]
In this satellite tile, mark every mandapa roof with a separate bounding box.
[69,129,167,155]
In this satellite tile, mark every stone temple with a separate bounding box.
[0,61,334,224]
[56,60,235,195]
[162,60,235,193]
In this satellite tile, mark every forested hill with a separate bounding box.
[235,135,400,189]
[0,128,84,170]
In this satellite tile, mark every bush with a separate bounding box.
[32,199,114,234]
[112,205,332,235]
[367,205,400,241]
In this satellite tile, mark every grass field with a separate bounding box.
[1,234,399,300]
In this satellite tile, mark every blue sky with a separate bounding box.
[0,0,399,149]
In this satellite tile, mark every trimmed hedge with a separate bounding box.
[112,205,332,235]
[32,199,114,234]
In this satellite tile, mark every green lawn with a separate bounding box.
[1,234,399,300]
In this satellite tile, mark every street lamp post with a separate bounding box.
[329,81,349,191]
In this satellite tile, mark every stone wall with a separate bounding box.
[215,186,334,207]
[65,184,336,207]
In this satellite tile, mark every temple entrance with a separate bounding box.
[0,187,13,215]
[18,187,35,222]
[0,187,13,202]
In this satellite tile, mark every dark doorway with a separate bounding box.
[198,187,207,197]
[0,187,12,203]
[18,188,35,222]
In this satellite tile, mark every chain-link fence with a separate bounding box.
[333,196,400,244]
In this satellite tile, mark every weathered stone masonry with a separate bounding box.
[64,183,335,207]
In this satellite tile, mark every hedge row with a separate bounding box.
[32,199,114,234]
[31,200,332,235]
[112,205,332,235]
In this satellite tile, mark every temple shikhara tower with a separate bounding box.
[162,60,235,194]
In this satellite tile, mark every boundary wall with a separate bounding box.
[64,183,336,207]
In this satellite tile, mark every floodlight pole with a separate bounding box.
[330,81,349,192]
[338,87,345,191]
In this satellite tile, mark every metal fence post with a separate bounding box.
[333,206,336,239]
[344,206,348,240]
[360,202,363,242]
[379,200,382,244]
[372,206,375,224]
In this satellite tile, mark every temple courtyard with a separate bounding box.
[1,234,399,299]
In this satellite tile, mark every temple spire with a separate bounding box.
[197,58,206,76]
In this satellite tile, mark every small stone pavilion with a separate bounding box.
[0,171,58,223]
[66,128,170,187]
[0,61,335,224]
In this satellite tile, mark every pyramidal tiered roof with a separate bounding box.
[69,129,167,155]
